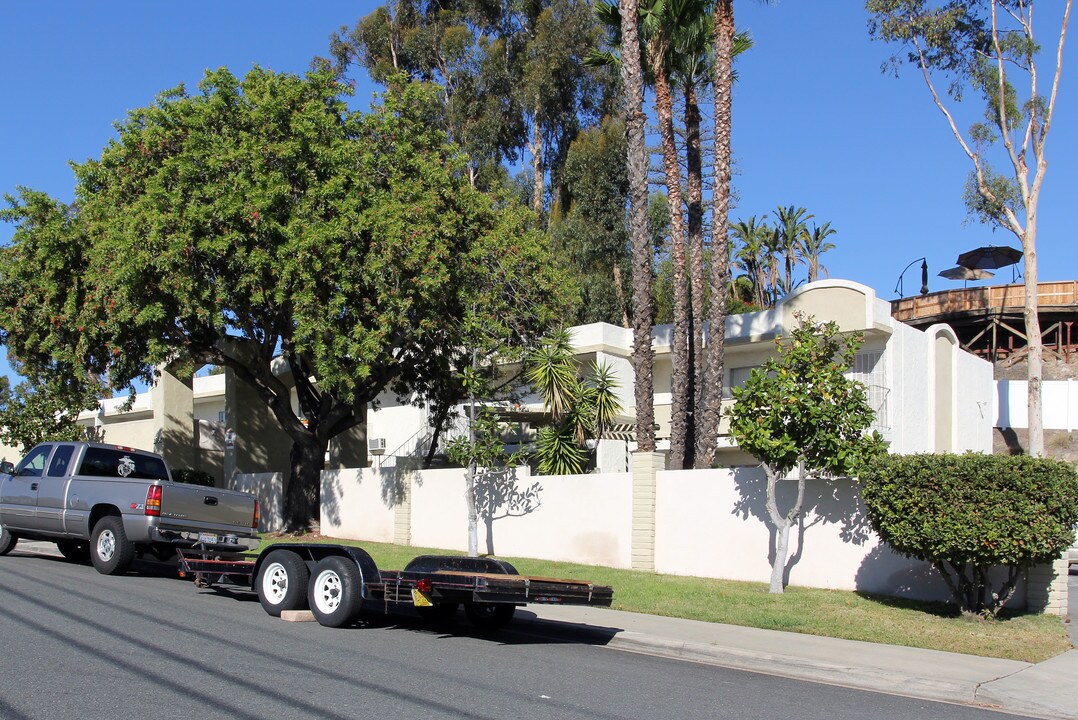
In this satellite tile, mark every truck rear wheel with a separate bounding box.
[90,516,135,575]
[464,602,516,630]
[0,524,17,555]
[256,550,310,616]
[308,556,362,628]
[56,540,91,564]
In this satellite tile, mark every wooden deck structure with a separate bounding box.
[891,281,1078,364]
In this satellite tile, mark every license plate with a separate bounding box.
[198,532,218,545]
[411,589,433,607]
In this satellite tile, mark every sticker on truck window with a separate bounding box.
[117,456,136,478]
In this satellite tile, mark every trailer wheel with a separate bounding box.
[0,524,17,555]
[256,550,310,616]
[56,540,91,564]
[308,556,362,628]
[90,516,135,575]
[464,602,515,630]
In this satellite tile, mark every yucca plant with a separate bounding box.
[528,330,622,475]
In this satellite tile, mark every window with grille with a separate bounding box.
[847,351,889,431]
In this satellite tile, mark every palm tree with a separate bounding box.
[731,215,771,308]
[772,205,812,297]
[617,0,656,454]
[696,0,736,470]
[803,221,837,282]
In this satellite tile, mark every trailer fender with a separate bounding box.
[250,543,382,600]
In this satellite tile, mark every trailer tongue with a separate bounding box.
[178,543,614,630]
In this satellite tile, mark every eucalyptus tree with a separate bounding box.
[549,118,632,327]
[0,70,564,531]
[867,0,1072,457]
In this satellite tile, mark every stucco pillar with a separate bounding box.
[152,367,195,470]
[632,451,665,572]
[393,471,412,546]
[1026,556,1069,616]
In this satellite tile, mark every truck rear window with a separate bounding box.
[77,447,170,481]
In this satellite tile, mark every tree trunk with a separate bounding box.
[1023,223,1044,456]
[685,82,705,469]
[764,461,805,594]
[531,120,544,216]
[619,0,655,453]
[654,69,690,470]
[284,434,324,532]
[612,264,631,328]
[697,0,734,468]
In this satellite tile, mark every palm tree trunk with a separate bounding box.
[685,82,705,469]
[698,0,734,468]
[654,68,690,470]
[619,0,655,453]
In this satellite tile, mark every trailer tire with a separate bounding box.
[0,524,17,555]
[56,540,91,564]
[308,556,362,628]
[256,550,310,616]
[464,602,516,630]
[90,516,135,575]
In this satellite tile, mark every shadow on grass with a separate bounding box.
[853,590,1044,623]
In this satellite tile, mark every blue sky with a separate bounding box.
[2,1,1075,387]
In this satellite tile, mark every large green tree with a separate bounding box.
[549,117,632,327]
[727,315,886,593]
[0,369,101,452]
[333,0,613,209]
[867,0,1072,458]
[0,68,564,531]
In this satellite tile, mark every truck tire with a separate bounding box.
[464,602,516,630]
[90,516,135,575]
[0,524,17,555]
[256,550,310,616]
[308,556,362,628]
[56,539,91,564]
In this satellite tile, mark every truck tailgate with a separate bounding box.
[160,483,255,532]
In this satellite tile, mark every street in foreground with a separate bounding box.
[0,551,1042,720]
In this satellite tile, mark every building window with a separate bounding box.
[848,351,889,431]
[724,366,759,398]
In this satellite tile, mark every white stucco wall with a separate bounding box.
[408,467,633,567]
[996,379,1078,431]
[653,467,1025,604]
[320,468,397,543]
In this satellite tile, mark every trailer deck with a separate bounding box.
[177,544,613,629]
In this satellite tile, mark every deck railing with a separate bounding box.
[892,281,1078,322]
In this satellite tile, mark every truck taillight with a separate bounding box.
[252,499,260,529]
[145,485,162,517]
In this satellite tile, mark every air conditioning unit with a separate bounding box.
[368,437,387,456]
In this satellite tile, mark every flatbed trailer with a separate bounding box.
[177,543,613,629]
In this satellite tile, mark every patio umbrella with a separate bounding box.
[955,245,1023,270]
[938,266,995,281]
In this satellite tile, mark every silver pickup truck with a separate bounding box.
[0,441,259,575]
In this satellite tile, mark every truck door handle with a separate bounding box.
[204,496,218,506]
[31,483,38,491]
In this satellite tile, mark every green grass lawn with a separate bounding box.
[256,534,1072,664]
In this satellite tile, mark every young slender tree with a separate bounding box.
[867,0,1072,457]
[727,315,886,593]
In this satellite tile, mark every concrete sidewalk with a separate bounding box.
[16,541,1077,719]
[514,604,1078,720]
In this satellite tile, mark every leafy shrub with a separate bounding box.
[171,467,216,487]
[859,453,1078,616]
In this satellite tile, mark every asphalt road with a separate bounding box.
[0,551,1040,720]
